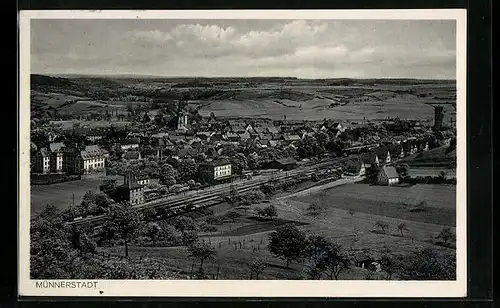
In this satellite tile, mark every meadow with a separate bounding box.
[30,175,122,216]
[98,181,456,280]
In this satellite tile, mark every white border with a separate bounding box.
[18,9,467,298]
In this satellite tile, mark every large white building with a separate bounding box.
[49,142,65,172]
[199,159,232,183]
[32,148,51,174]
[32,143,65,174]
[63,145,107,175]
[80,145,106,173]
[214,162,232,180]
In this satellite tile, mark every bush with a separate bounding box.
[409,200,427,212]
[397,247,456,280]
[205,215,223,225]
[262,204,278,220]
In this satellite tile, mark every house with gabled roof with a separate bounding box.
[360,152,379,168]
[32,147,51,174]
[301,132,315,140]
[158,137,174,150]
[114,172,145,205]
[265,125,281,135]
[199,159,232,184]
[258,134,272,141]
[168,134,187,144]
[122,150,141,161]
[118,138,140,151]
[48,142,65,173]
[280,134,301,145]
[353,252,374,269]
[224,132,240,142]
[239,131,251,141]
[86,130,105,142]
[245,123,255,134]
[344,159,367,176]
[254,127,266,134]
[196,131,212,141]
[265,158,298,171]
[150,132,169,141]
[267,140,280,148]
[377,165,399,186]
[174,146,198,160]
[61,145,107,175]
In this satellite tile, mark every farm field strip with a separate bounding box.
[295,193,455,227]
[273,198,454,244]
[307,183,457,209]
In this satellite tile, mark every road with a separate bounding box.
[277,175,364,200]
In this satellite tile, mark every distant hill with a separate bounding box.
[31,74,77,89]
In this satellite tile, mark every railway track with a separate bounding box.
[67,157,351,228]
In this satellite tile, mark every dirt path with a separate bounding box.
[277,176,364,200]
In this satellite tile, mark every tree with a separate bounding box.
[249,258,267,280]
[307,199,325,216]
[436,227,455,245]
[181,230,199,246]
[103,202,144,257]
[379,254,399,279]
[68,224,97,255]
[30,204,95,279]
[158,222,183,246]
[262,204,278,220]
[410,200,427,212]
[229,153,248,175]
[198,221,218,234]
[144,222,162,246]
[177,160,199,183]
[174,216,198,232]
[187,241,217,273]
[397,247,456,280]
[268,224,308,267]
[159,162,177,186]
[303,234,330,279]
[226,210,241,223]
[375,220,390,234]
[322,242,351,280]
[255,207,265,219]
[141,206,158,221]
[229,184,239,203]
[365,164,380,183]
[100,178,117,196]
[205,215,222,226]
[397,222,409,237]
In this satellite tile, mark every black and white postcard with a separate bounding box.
[18,9,467,297]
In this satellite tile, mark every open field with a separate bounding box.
[97,180,455,280]
[195,93,450,122]
[407,167,456,178]
[32,75,456,122]
[294,183,456,226]
[49,120,132,130]
[30,175,122,216]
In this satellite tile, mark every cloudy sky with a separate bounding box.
[31,19,456,79]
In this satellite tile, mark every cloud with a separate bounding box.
[31,19,456,79]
